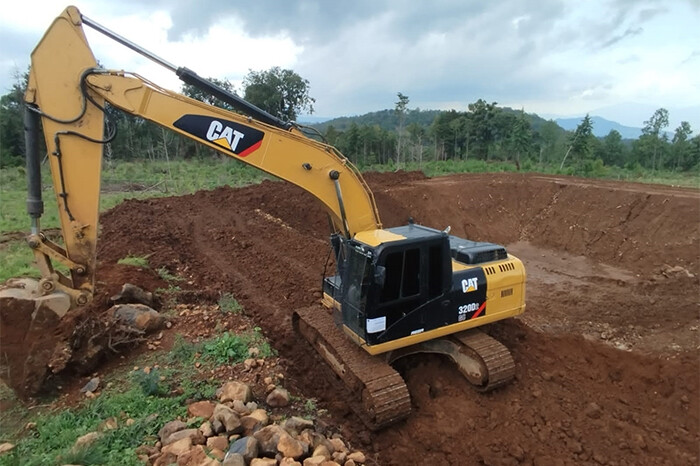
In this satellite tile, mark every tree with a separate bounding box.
[509,110,532,170]
[182,77,236,111]
[243,67,314,122]
[642,108,669,171]
[394,92,409,165]
[0,72,29,167]
[671,121,693,170]
[560,114,593,170]
[467,99,499,159]
[598,129,626,167]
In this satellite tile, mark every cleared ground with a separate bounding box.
[9,172,700,465]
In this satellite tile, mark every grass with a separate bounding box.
[117,254,150,268]
[218,292,243,314]
[156,266,183,282]
[0,324,274,465]
[0,330,245,466]
[203,327,275,365]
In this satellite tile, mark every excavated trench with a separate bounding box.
[30,172,700,464]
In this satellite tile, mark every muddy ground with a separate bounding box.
[25,172,700,464]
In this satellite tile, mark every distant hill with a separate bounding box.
[556,116,642,139]
[312,109,442,132]
[306,108,650,141]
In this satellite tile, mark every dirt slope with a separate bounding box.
[96,172,699,465]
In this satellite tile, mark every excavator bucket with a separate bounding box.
[0,279,70,397]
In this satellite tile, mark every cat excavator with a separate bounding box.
[0,6,525,429]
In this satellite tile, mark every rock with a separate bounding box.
[163,428,204,446]
[227,436,259,464]
[282,416,314,434]
[98,417,118,431]
[322,462,341,466]
[313,445,331,460]
[188,400,216,419]
[253,425,286,456]
[332,451,347,464]
[347,451,365,463]
[328,438,345,453]
[209,448,226,461]
[177,444,219,466]
[240,416,263,436]
[212,404,243,434]
[126,418,135,426]
[153,452,178,466]
[508,444,525,461]
[280,458,302,466]
[278,433,306,459]
[110,283,155,307]
[266,387,290,407]
[200,421,214,437]
[303,457,327,466]
[584,402,602,419]
[232,399,251,415]
[80,377,100,393]
[161,436,192,457]
[111,303,164,332]
[72,432,102,452]
[251,459,277,466]
[207,436,229,451]
[241,408,270,435]
[219,381,253,403]
[222,453,246,466]
[344,460,356,466]
[135,445,159,457]
[251,458,277,466]
[0,443,14,455]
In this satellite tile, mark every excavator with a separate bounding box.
[0,6,525,429]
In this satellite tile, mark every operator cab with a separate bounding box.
[323,223,514,351]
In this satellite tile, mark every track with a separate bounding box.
[293,306,411,430]
[77,172,699,464]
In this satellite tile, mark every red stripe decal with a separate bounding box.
[238,140,262,158]
[470,302,487,320]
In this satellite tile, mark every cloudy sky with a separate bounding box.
[1,0,698,130]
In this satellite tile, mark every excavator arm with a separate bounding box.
[23,6,381,307]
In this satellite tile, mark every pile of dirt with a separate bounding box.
[5,172,699,465]
[93,172,699,465]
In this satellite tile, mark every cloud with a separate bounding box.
[680,50,700,66]
[600,26,643,49]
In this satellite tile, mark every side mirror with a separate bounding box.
[374,266,386,287]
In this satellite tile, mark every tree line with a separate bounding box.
[326,96,699,175]
[1,69,698,176]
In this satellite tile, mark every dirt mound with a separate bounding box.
[93,172,699,465]
[7,172,697,463]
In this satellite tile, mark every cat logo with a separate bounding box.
[461,277,478,293]
[206,120,245,152]
[173,115,264,158]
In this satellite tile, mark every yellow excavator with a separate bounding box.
[0,6,525,429]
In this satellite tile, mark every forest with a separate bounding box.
[1,69,698,178]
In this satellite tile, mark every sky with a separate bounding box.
[1,0,698,131]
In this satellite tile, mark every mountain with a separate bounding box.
[312,109,442,133]
[555,116,642,139]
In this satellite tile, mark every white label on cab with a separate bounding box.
[366,316,387,334]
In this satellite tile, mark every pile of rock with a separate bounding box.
[137,381,366,466]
